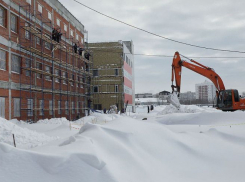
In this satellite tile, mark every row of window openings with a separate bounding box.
[0,5,83,43]
[39,100,81,116]
[93,69,119,76]
[36,63,86,87]
[24,30,83,53]
[24,31,52,50]
[0,51,85,87]
[36,2,83,42]
[0,7,21,33]
[0,51,30,74]
[13,98,83,117]
[125,55,133,68]
[93,85,119,93]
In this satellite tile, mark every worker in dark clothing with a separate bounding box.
[85,62,89,71]
[79,47,84,56]
[121,108,125,114]
[73,43,77,53]
[85,52,90,60]
[56,30,60,43]
[57,30,62,43]
[151,105,154,111]
[52,28,57,41]
[103,108,106,114]
[147,106,150,113]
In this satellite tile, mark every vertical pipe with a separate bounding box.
[29,4,33,122]
[51,3,54,119]
[8,2,12,120]
[40,11,44,120]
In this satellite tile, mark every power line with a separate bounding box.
[91,49,245,59]
[73,0,245,54]
[133,54,245,59]
[6,31,244,58]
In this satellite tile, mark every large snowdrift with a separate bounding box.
[1,106,245,182]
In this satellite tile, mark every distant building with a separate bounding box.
[159,91,170,98]
[135,98,162,106]
[135,93,153,98]
[89,41,135,112]
[195,80,216,102]
[179,91,196,104]
[157,91,170,104]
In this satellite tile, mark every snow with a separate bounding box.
[0,117,57,149]
[37,117,70,124]
[1,105,245,182]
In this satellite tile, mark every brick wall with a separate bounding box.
[0,0,91,121]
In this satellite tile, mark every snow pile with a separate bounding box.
[0,118,57,149]
[158,104,216,115]
[1,115,245,182]
[9,119,28,125]
[37,117,69,125]
[1,106,245,182]
[75,112,120,125]
[157,111,245,125]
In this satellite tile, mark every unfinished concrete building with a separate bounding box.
[0,0,92,121]
[89,41,135,113]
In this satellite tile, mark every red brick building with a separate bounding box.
[0,0,92,121]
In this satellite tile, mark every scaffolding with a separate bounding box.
[17,3,92,122]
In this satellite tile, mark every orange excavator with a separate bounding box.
[169,51,245,111]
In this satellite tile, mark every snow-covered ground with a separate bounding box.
[1,105,245,182]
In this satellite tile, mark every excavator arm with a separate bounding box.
[171,52,225,94]
[169,52,245,111]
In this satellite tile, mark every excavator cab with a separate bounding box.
[217,89,240,111]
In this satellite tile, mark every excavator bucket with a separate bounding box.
[167,92,181,109]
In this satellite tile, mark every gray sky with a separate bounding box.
[59,0,245,94]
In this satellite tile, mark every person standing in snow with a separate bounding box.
[121,108,125,114]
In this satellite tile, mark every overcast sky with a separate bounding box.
[59,0,245,94]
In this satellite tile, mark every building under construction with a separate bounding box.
[0,0,92,121]
[89,41,135,113]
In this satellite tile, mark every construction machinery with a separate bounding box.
[169,51,245,111]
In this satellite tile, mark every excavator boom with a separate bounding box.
[171,52,225,93]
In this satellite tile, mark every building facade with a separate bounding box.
[89,41,135,112]
[159,91,170,99]
[0,0,92,121]
[158,90,170,105]
[195,80,216,102]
